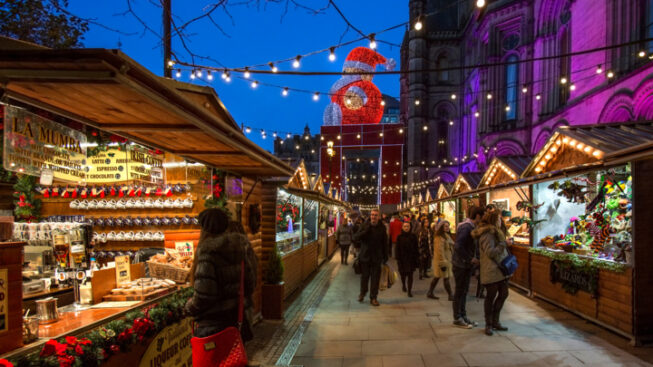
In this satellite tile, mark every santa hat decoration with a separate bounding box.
[136,186,143,197]
[42,187,50,198]
[52,186,60,197]
[155,187,163,196]
[145,186,152,196]
[99,187,106,198]
[62,187,70,198]
[342,47,395,73]
[71,188,78,198]
[164,186,173,197]
[118,186,126,198]
[80,188,88,199]
[127,186,136,197]
[110,186,116,196]
[90,187,97,197]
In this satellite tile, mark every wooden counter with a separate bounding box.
[37,307,130,338]
[23,287,74,315]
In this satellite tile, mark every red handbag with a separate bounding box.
[191,261,248,367]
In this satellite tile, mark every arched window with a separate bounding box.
[437,55,449,82]
[504,54,518,121]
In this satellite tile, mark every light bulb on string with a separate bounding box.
[607,70,614,78]
[269,62,278,73]
[286,133,291,139]
[639,50,646,58]
[243,67,251,79]
[381,100,386,106]
[423,125,428,131]
[399,128,404,134]
[329,47,336,61]
[451,94,456,100]
[190,70,196,80]
[476,0,485,7]
[449,120,454,126]
[272,132,277,138]
[207,70,214,81]
[535,93,542,100]
[415,99,420,105]
[251,80,258,89]
[505,105,510,111]
[293,56,301,68]
[196,69,202,78]
[245,127,252,134]
[560,76,567,84]
[474,111,480,117]
[414,16,423,31]
[167,60,175,67]
[313,92,320,101]
[282,87,289,96]
[569,84,576,91]
[522,85,528,93]
[486,93,492,99]
[369,34,377,49]
[175,69,181,78]
[596,65,603,74]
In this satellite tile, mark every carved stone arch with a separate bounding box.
[598,92,635,123]
[431,100,456,119]
[632,76,653,121]
[493,138,526,157]
[432,170,456,184]
[536,0,571,36]
[533,129,552,154]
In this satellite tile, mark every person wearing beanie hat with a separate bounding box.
[427,220,454,301]
[186,208,258,342]
[323,46,395,126]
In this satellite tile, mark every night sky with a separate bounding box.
[67,0,407,152]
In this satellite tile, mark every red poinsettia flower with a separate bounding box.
[0,359,14,367]
[55,342,68,356]
[64,336,77,345]
[74,344,84,356]
[109,344,121,354]
[40,339,59,357]
[78,338,92,346]
[57,354,75,367]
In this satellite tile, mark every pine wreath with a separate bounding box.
[277,202,299,231]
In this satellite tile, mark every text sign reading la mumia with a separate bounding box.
[3,106,88,181]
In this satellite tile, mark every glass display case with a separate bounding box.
[302,199,319,244]
[275,188,303,255]
[532,164,632,263]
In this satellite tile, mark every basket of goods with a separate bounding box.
[147,250,193,283]
[105,278,177,301]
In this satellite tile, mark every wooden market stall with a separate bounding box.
[260,162,348,300]
[0,41,294,364]
[450,173,484,224]
[519,122,653,344]
[434,183,457,232]
[477,156,532,290]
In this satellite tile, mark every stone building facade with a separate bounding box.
[401,0,653,199]
[273,125,320,175]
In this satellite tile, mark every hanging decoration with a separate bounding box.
[548,180,587,204]
[276,202,299,232]
[13,175,41,222]
[323,47,395,126]
[203,169,232,218]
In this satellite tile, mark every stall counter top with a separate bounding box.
[23,286,73,301]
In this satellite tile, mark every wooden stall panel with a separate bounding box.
[302,241,319,279]
[327,235,337,258]
[509,245,530,290]
[530,253,598,319]
[598,269,633,334]
[282,247,304,298]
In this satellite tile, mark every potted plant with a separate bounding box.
[261,243,285,319]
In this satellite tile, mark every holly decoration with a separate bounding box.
[13,174,41,222]
[203,169,232,218]
[276,202,299,231]
[86,129,128,157]
[9,288,193,367]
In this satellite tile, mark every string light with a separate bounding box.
[243,67,251,79]
[207,70,214,81]
[245,127,252,134]
[399,128,404,133]
[293,55,302,68]
[221,70,228,79]
[167,60,175,67]
[269,62,278,73]
[474,111,480,117]
[414,16,423,31]
[272,132,277,138]
[313,92,320,101]
[175,69,181,78]
[569,84,576,91]
[596,65,603,74]
[329,47,336,61]
[251,80,259,88]
[522,85,528,93]
[449,120,454,126]
[486,93,492,99]
[505,105,510,111]
[451,94,456,100]
[190,70,196,80]
[282,87,289,96]
[560,76,567,84]
[415,99,420,105]
[476,0,486,7]
[423,125,428,131]
[196,69,202,77]
[638,50,646,58]
[381,100,386,106]
[286,133,291,139]
[535,93,542,100]
[369,33,377,49]
[607,70,615,78]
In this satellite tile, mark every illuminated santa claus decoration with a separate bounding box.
[323,47,395,125]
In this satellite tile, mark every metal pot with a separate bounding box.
[36,297,59,324]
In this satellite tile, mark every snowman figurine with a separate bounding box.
[323,47,395,126]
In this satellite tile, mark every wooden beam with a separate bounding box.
[0,70,115,82]
[101,124,201,132]
[174,150,240,155]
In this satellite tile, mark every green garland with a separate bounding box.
[528,247,627,273]
[13,174,41,222]
[10,288,193,367]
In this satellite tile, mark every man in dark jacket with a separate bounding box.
[185,209,258,340]
[451,205,485,329]
[354,208,388,306]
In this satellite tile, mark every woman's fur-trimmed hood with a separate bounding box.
[197,232,249,262]
[471,224,498,239]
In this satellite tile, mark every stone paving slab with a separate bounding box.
[261,255,653,367]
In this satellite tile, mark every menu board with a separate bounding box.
[3,106,87,181]
[114,255,131,286]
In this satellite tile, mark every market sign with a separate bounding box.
[86,147,163,184]
[550,260,598,297]
[115,255,131,286]
[139,317,192,367]
[3,106,87,181]
[127,146,163,184]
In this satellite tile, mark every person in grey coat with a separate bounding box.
[185,208,258,340]
[472,210,510,336]
[336,220,353,265]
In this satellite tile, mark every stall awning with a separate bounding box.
[478,156,531,188]
[0,46,292,177]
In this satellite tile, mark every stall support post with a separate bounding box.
[632,159,653,345]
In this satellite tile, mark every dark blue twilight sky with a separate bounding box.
[67,1,408,152]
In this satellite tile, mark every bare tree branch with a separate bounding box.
[48,0,138,36]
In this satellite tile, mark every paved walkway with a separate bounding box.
[277,254,653,367]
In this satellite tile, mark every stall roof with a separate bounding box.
[0,43,292,177]
[452,172,483,195]
[478,156,531,188]
[522,122,653,178]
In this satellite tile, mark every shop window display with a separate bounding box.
[303,199,319,244]
[275,189,302,255]
[532,165,632,263]
[441,200,457,233]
